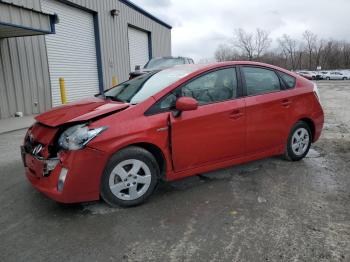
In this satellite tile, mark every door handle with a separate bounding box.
[281,99,292,107]
[229,109,243,119]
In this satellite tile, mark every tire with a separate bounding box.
[326,77,330,80]
[343,77,347,80]
[284,121,312,161]
[100,146,160,207]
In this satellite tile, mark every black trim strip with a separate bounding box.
[93,13,104,94]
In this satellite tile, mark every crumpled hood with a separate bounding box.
[35,97,129,127]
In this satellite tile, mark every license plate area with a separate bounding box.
[25,154,45,177]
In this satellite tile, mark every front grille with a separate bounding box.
[24,122,61,159]
[24,134,45,158]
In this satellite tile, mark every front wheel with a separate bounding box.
[284,121,312,161]
[101,146,160,207]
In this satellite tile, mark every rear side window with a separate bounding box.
[242,67,281,96]
[278,72,296,89]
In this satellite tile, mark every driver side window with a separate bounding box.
[181,68,237,105]
[147,68,237,114]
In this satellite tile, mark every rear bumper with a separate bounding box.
[24,147,109,204]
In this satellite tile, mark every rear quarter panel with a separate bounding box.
[287,77,324,141]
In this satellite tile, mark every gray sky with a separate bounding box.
[131,0,350,62]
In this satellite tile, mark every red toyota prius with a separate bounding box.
[21,61,324,207]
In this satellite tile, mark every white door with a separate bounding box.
[41,0,100,107]
[128,27,150,71]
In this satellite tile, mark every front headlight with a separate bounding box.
[58,124,107,150]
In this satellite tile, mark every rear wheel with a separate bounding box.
[284,121,312,161]
[101,146,159,207]
[326,77,331,80]
[343,77,347,80]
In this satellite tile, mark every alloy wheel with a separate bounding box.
[291,127,310,156]
[108,159,152,201]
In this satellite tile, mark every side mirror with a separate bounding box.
[175,97,198,112]
[135,65,141,71]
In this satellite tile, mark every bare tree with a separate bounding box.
[233,28,271,60]
[314,39,324,69]
[303,30,317,70]
[214,28,350,70]
[234,28,255,60]
[255,28,272,59]
[278,34,300,70]
[214,44,236,62]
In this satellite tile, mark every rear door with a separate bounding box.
[169,67,246,171]
[241,66,292,154]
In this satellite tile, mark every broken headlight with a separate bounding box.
[58,124,107,151]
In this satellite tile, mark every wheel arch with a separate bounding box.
[297,117,315,141]
[113,142,168,179]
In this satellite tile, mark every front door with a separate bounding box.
[170,67,246,172]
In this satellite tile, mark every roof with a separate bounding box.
[119,0,172,29]
[167,61,300,78]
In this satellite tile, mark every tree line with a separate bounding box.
[214,28,350,71]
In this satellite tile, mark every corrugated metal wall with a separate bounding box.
[0,0,51,118]
[0,0,171,119]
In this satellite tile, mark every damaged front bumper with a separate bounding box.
[21,145,109,204]
[21,146,59,177]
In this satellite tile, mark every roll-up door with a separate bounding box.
[41,0,99,107]
[128,27,150,71]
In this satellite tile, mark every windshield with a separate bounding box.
[102,67,197,104]
[144,58,185,70]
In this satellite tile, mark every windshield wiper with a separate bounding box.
[105,96,125,103]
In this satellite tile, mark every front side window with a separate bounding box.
[242,67,281,96]
[147,68,238,114]
[181,68,238,105]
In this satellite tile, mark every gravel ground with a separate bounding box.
[0,81,349,262]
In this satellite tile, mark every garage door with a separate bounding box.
[41,0,99,107]
[128,27,150,71]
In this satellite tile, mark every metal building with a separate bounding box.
[0,0,172,119]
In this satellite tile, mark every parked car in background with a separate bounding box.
[21,61,324,207]
[312,71,324,80]
[323,71,348,80]
[129,56,195,79]
[317,71,329,80]
[297,71,316,80]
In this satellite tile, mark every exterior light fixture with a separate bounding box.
[110,9,120,17]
